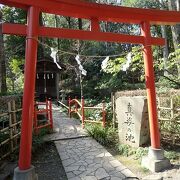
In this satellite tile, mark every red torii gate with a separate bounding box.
[1,0,180,177]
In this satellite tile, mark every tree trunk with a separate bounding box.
[78,18,83,97]
[80,73,83,98]
[39,12,45,58]
[168,0,180,50]
[177,0,180,11]
[55,15,61,61]
[66,17,72,29]
[0,10,7,93]
[160,0,169,76]
[55,15,60,100]
[168,0,180,77]
[161,25,169,75]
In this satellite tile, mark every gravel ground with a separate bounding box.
[0,142,67,180]
[142,163,180,180]
[32,142,67,180]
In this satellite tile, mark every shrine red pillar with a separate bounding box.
[141,21,160,149]
[18,6,39,170]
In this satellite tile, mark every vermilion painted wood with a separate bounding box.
[68,97,71,118]
[81,97,85,129]
[1,0,180,24]
[2,23,165,46]
[18,6,40,170]
[102,102,106,128]
[39,27,165,45]
[49,101,53,129]
[33,100,53,134]
[141,21,160,149]
[91,18,100,32]
[2,23,26,36]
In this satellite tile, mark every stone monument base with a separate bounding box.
[13,166,38,180]
[141,147,171,172]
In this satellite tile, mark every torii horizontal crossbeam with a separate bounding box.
[1,0,180,25]
[2,23,165,45]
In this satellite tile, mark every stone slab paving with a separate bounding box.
[46,105,137,179]
[55,137,137,180]
[44,106,88,141]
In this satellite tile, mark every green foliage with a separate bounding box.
[6,58,24,93]
[32,128,50,153]
[118,144,158,162]
[156,77,179,92]
[167,47,180,80]
[105,102,113,122]
[117,144,149,161]
[156,45,180,90]
[85,98,99,106]
[122,0,161,9]
[1,2,179,99]
[0,132,9,143]
[103,57,125,74]
[2,7,26,58]
[117,144,132,157]
[165,150,180,161]
[2,6,26,24]
[1,6,26,94]
[9,58,24,74]
[84,108,101,121]
[83,99,112,123]
[103,47,144,76]
[134,147,148,160]
[85,124,118,146]
[0,91,22,97]
[95,46,145,92]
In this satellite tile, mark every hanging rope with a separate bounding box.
[3,37,162,61]
[37,39,144,59]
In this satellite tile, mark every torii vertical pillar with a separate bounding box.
[13,6,39,180]
[141,21,170,172]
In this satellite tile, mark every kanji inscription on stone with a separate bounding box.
[116,96,150,147]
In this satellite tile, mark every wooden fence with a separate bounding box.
[58,97,106,128]
[68,97,106,128]
[157,96,180,146]
[0,100,22,160]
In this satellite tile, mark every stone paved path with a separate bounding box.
[47,105,138,180]
[44,105,88,141]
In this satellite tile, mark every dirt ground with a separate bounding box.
[107,145,180,180]
[116,155,180,179]
[0,142,67,180]
[32,142,67,180]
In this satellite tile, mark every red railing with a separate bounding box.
[68,96,106,128]
[33,99,53,134]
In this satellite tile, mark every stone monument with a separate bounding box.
[116,96,150,147]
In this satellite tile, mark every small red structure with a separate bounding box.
[68,96,85,127]
[68,96,106,128]
[1,0,180,174]
[33,99,53,134]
